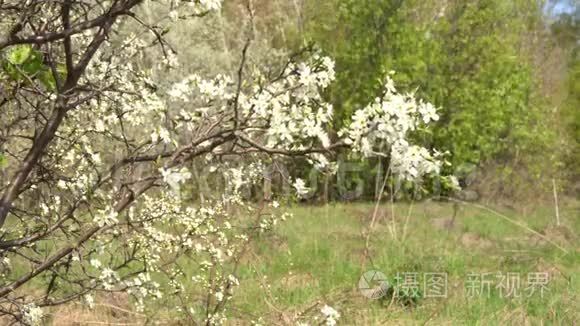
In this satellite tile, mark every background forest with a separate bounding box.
[171,0,579,203]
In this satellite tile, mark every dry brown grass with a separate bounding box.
[49,293,146,326]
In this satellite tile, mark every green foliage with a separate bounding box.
[0,153,6,169]
[1,45,61,91]
[561,50,580,180]
[303,0,412,128]
[552,8,580,182]
[301,0,560,190]
[430,1,536,165]
[6,45,34,65]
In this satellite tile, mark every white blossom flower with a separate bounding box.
[418,101,439,124]
[293,178,310,198]
[159,167,192,190]
[22,304,43,326]
[340,75,442,180]
[84,294,95,309]
[161,51,179,68]
[94,210,119,227]
[199,0,222,11]
[56,180,67,189]
[168,10,179,21]
[158,127,171,144]
[297,63,315,85]
[228,275,239,286]
[448,175,461,191]
[320,305,340,326]
[151,130,159,143]
[90,259,102,269]
[94,119,106,132]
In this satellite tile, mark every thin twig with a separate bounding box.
[552,178,560,226]
[361,165,391,269]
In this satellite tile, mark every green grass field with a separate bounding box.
[228,200,579,325]
[37,200,579,325]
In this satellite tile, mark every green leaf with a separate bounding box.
[2,46,46,83]
[0,153,6,169]
[6,45,32,65]
[20,50,43,76]
[2,61,23,82]
[38,70,57,91]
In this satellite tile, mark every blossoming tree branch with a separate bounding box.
[0,0,451,324]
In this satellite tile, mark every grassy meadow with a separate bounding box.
[232,201,579,325]
[46,200,579,325]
